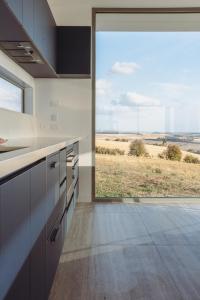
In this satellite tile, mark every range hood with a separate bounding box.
[0,41,44,64]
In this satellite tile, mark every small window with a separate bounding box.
[0,76,24,113]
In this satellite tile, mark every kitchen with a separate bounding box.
[1,1,200,300]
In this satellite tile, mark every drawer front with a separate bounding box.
[59,148,66,184]
[60,178,66,199]
[66,144,73,154]
[73,160,79,184]
[74,180,79,208]
[46,217,63,298]
[73,142,79,156]
[46,153,60,220]
[67,195,74,233]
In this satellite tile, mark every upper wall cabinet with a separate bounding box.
[4,0,23,23]
[0,0,57,78]
[22,0,34,39]
[34,0,56,70]
[57,27,91,77]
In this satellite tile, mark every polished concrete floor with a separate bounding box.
[49,203,200,300]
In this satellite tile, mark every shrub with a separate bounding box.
[154,168,162,174]
[158,151,167,159]
[128,140,148,157]
[114,138,129,142]
[184,155,200,164]
[165,144,182,161]
[95,146,125,155]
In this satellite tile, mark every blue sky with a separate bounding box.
[96,32,200,133]
[0,77,22,113]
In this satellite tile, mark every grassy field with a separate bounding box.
[96,134,200,198]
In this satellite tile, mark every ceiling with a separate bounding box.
[47,0,200,26]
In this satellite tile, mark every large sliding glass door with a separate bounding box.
[95,12,200,200]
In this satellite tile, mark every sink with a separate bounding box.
[0,146,27,153]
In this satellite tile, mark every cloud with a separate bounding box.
[156,82,191,98]
[111,62,140,75]
[96,79,112,96]
[118,92,160,107]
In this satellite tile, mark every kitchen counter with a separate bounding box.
[0,137,81,181]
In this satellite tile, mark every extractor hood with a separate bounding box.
[0,41,44,64]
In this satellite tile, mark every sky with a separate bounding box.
[96,32,200,133]
[0,77,22,113]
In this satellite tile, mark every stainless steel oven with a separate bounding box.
[66,149,78,205]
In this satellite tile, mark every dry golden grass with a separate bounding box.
[96,153,200,198]
[96,139,200,159]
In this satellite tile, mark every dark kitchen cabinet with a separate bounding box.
[46,199,64,297]
[1,0,57,77]
[5,0,23,23]
[46,153,60,220]
[30,160,47,248]
[0,170,30,300]
[60,148,67,184]
[22,0,34,38]
[57,26,91,76]
[34,0,56,69]
[30,229,46,300]
[5,258,30,300]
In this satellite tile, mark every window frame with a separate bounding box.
[92,7,200,202]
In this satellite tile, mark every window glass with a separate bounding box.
[0,76,23,113]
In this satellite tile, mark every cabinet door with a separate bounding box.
[22,0,34,38]
[0,171,30,300]
[30,228,46,300]
[30,160,46,248]
[34,0,56,69]
[46,153,60,220]
[5,0,23,23]
[57,27,91,75]
[46,214,63,298]
[5,258,30,300]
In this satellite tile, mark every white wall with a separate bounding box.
[0,50,37,138]
[35,79,92,202]
[46,0,200,202]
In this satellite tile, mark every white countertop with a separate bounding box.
[0,137,81,181]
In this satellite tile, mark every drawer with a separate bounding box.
[59,148,66,184]
[46,215,63,297]
[46,153,60,220]
[60,178,66,198]
[73,142,79,156]
[73,160,79,184]
[47,195,65,235]
[66,195,74,233]
[74,180,79,208]
[66,144,73,154]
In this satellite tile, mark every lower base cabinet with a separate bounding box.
[46,199,65,297]
[5,258,30,300]
[30,229,46,300]
[2,142,79,300]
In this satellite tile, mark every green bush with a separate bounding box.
[165,144,182,161]
[128,140,148,157]
[96,146,125,155]
[184,155,200,164]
